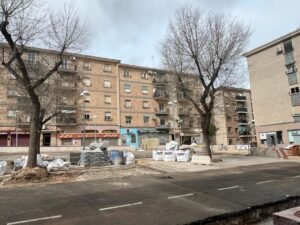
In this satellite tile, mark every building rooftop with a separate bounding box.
[243,29,300,57]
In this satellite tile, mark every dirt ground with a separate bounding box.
[0,165,161,188]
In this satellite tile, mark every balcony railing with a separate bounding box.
[58,64,77,74]
[153,92,169,100]
[291,92,300,106]
[58,81,77,90]
[152,78,167,86]
[239,131,252,136]
[236,107,247,113]
[287,72,298,85]
[285,52,295,65]
[56,117,77,125]
[238,119,248,124]
[178,109,190,116]
[235,95,246,101]
[155,108,168,115]
[156,124,170,130]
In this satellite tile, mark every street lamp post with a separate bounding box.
[168,100,177,141]
[93,115,98,143]
[178,120,183,146]
[15,110,19,147]
[80,90,89,150]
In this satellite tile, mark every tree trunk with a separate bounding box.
[201,114,212,159]
[26,105,41,168]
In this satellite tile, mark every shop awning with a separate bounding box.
[58,133,120,139]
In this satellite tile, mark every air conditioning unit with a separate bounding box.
[276,45,283,54]
[70,56,76,61]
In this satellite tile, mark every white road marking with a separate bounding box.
[218,186,240,191]
[7,215,62,225]
[293,175,300,178]
[99,202,143,211]
[256,180,275,185]
[168,193,194,199]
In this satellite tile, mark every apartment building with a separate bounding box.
[213,87,256,146]
[0,46,203,149]
[244,29,300,147]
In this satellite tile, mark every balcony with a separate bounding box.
[238,131,252,137]
[285,52,295,66]
[153,92,169,100]
[155,108,168,116]
[156,124,170,130]
[236,107,247,113]
[58,64,77,74]
[56,116,77,125]
[178,109,190,116]
[152,78,167,86]
[177,94,189,102]
[291,92,300,106]
[235,95,246,102]
[57,81,77,90]
[287,72,298,85]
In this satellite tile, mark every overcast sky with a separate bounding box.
[49,0,300,68]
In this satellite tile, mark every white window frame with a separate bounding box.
[104,80,112,88]
[104,112,112,121]
[104,95,112,104]
[124,84,131,93]
[125,116,132,124]
[7,110,16,118]
[84,111,90,120]
[143,116,149,124]
[27,53,36,64]
[142,85,148,94]
[125,100,132,108]
[104,64,112,72]
[124,69,131,78]
[83,78,91,87]
[143,101,149,109]
[141,73,148,80]
[83,62,91,70]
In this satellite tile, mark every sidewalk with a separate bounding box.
[137,155,299,173]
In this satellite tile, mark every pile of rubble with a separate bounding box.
[80,141,111,167]
[14,154,70,172]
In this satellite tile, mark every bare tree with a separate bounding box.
[0,0,88,167]
[159,4,250,158]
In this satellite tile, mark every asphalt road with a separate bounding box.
[1,161,300,225]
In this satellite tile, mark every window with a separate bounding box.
[143,116,149,124]
[143,101,149,109]
[225,102,230,107]
[104,64,111,72]
[291,87,300,94]
[7,90,18,97]
[104,80,111,88]
[287,65,297,74]
[104,95,111,104]
[159,103,164,111]
[124,84,131,93]
[228,139,233,145]
[61,59,69,69]
[226,115,232,122]
[83,62,91,70]
[124,69,131,78]
[83,78,91,86]
[125,100,132,108]
[160,117,165,126]
[224,92,229,97]
[227,127,232,133]
[27,53,36,64]
[104,112,112,121]
[141,73,148,79]
[142,86,148,94]
[131,133,136,143]
[84,111,90,120]
[284,40,293,54]
[235,128,238,133]
[7,110,16,118]
[125,116,132,124]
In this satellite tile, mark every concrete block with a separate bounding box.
[191,155,212,164]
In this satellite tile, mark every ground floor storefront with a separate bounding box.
[256,122,300,148]
[0,127,30,147]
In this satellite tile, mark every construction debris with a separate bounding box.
[80,141,111,167]
[0,161,7,176]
